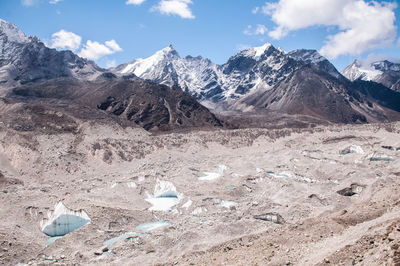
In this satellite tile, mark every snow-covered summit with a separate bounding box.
[120,45,180,76]
[287,49,325,64]
[242,43,273,60]
[371,60,400,72]
[0,18,28,43]
[342,59,394,82]
[0,19,102,92]
[114,45,221,100]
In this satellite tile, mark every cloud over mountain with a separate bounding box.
[257,0,397,59]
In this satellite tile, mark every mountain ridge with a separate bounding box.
[343,59,400,92]
[113,43,344,105]
[0,19,102,94]
[1,18,400,126]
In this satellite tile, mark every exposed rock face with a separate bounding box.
[0,19,101,94]
[337,184,364,197]
[254,213,285,224]
[234,65,400,123]
[9,76,223,132]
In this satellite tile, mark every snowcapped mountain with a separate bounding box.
[114,45,221,101]
[343,60,400,92]
[114,43,343,104]
[342,60,383,81]
[0,19,102,94]
[0,19,221,132]
[2,18,400,125]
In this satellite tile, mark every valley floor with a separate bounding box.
[0,121,399,265]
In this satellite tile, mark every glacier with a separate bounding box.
[198,165,227,181]
[340,145,364,155]
[218,200,238,209]
[136,221,172,232]
[40,202,91,237]
[145,179,182,212]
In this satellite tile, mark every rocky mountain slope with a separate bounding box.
[0,19,102,95]
[343,59,400,92]
[7,74,222,132]
[235,64,400,123]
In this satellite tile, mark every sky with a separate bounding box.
[0,0,399,71]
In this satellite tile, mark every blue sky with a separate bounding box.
[0,0,399,71]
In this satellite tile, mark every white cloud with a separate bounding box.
[126,0,146,5]
[21,0,39,6]
[260,0,397,59]
[236,44,251,51]
[49,30,82,52]
[361,53,400,67]
[79,40,123,60]
[244,24,268,36]
[151,0,195,19]
[252,7,260,14]
[104,40,123,52]
[105,59,117,68]
[49,0,63,4]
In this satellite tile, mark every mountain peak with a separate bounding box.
[288,49,326,64]
[353,59,362,65]
[0,18,28,44]
[162,44,175,52]
[159,44,179,56]
[152,44,180,60]
[371,60,400,72]
[242,43,275,59]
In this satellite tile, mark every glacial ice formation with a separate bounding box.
[199,165,227,181]
[46,236,63,246]
[367,154,396,162]
[145,179,181,212]
[191,207,207,215]
[340,145,364,155]
[266,171,293,178]
[104,232,146,249]
[136,221,172,232]
[266,170,315,183]
[40,202,91,237]
[219,200,238,209]
[182,199,193,209]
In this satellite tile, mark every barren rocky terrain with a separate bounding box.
[0,114,399,265]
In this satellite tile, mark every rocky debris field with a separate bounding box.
[0,120,399,265]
